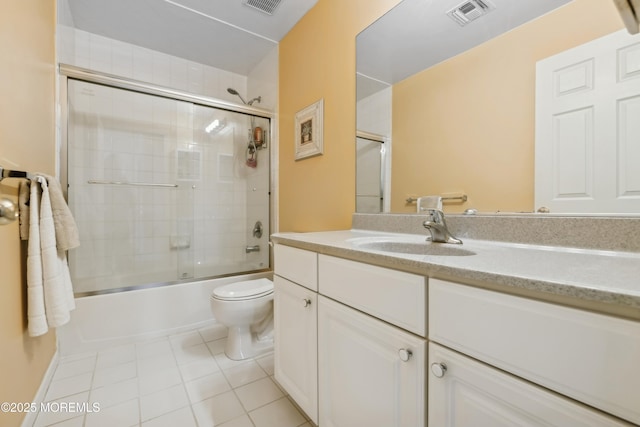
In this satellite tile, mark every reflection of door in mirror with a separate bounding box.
[357,134,385,213]
[356,0,628,214]
[535,29,640,214]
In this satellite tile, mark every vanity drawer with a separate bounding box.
[429,279,640,425]
[319,254,426,337]
[274,244,318,291]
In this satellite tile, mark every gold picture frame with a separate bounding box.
[294,99,324,160]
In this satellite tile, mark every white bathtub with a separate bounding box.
[57,271,273,356]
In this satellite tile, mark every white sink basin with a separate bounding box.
[348,236,476,256]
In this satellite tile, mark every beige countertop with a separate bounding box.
[272,229,640,321]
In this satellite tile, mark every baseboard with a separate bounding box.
[21,348,59,427]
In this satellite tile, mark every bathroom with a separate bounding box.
[1,0,639,426]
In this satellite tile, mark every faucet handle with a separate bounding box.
[423,208,445,223]
[422,209,463,244]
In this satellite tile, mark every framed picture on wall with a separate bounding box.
[294,98,324,160]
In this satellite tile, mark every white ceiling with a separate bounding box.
[63,0,318,75]
[357,0,572,99]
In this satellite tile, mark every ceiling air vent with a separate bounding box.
[447,0,496,26]
[243,0,282,15]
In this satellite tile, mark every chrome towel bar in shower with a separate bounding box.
[87,180,178,188]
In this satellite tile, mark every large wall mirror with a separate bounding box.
[356,0,640,215]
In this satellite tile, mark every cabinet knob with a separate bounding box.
[430,362,447,378]
[398,348,412,362]
[302,298,311,307]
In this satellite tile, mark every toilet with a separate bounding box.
[210,278,274,360]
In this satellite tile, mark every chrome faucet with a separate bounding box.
[423,209,462,244]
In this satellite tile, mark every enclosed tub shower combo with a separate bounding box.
[58,66,274,357]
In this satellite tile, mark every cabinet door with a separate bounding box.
[429,342,633,427]
[318,295,426,427]
[273,276,318,424]
[429,279,640,424]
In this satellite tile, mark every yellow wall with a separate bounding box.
[278,0,402,231]
[0,1,57,425]
[391,0,624,213]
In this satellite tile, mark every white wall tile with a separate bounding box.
[133,46,154,83]
[170,57,189,92]
[89,33,112,74]
[63,28,273,292]
[111,40,133,78]
[187,61,204,94]
[152,52,172,87]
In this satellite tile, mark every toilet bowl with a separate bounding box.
[210,278,274,360]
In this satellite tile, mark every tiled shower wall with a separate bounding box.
[56,28,249,105]
[67,81,270,293]
[57,13,275,294]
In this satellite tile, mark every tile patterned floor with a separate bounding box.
[33,324,311,427]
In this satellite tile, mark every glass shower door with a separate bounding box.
[189,103,270,279]
[67,79,270,295]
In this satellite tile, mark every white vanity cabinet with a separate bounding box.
[317,254,427,427]
[274,241,639,426]
[429,342,632,426]
[273,245,318,425]
[274,245,427,427]
[429,278,640,426]
[318,295,426,427]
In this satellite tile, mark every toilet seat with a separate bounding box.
[211,278,273,301]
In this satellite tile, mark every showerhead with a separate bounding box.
[227,88,261,106]
[247,96,262,106]
[227,87,247,105]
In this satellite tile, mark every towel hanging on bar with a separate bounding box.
[26,175,78,337]
[19,174,80,250]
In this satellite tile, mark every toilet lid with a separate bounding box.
[212,278,273,301]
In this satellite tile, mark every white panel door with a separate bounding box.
[318,295,426,427]
[273,276,318,424]
[536,29,640,213]
[428,343,634,427]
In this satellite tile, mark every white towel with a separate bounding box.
[27,179,47,337]
[417,195,442,212]
[41,174,80,251]
[18,180,30,240]
[26,176,76,337]
[19,175,80,251]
